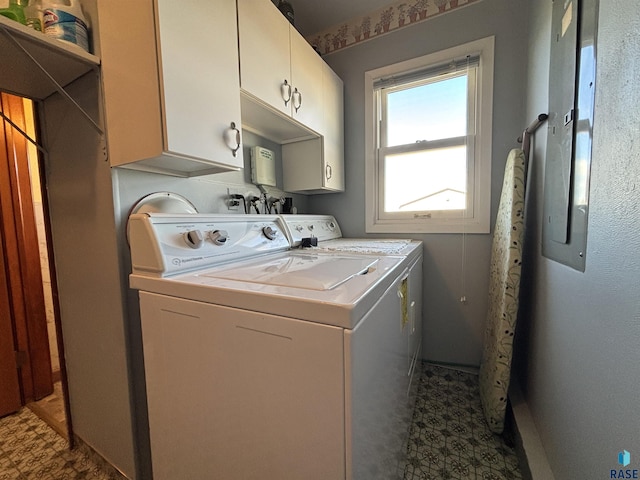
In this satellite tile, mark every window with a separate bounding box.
[365,37,494,234]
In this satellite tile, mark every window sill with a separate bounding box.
[366,217,490,234]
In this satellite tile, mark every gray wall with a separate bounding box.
[42,74,137,478]
[516,1,640,478]
[310,0,529,367]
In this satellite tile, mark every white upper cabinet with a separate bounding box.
[238,0,323,133]
[237,0,291,117]
[156,0,243,170]
[238,0,344,194]
[288,30,324,133]
[282,64,345,194]
[97,0,243,176]
[321,64,345,192]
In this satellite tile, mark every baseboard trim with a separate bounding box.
[509,382,555,480]
[423,359,480,375]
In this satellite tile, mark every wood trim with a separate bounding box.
[0,200,22,417]
[0,93,32,403]
[0,93,52,402]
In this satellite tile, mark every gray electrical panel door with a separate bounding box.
[545,0,578,244]
[543,0,598,271]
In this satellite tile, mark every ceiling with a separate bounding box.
[272,0,393,37]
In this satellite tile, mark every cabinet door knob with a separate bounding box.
[281,80,292,106]
[293,88,303,112]
[325,164,332,180]
[224,122,241,157]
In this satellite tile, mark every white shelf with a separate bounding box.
[0,14,100,100]
[240,90,318,144]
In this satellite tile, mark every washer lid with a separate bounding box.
[202,253,379,291]
[129,192,198,215]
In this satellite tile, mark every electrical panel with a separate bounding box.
[542,0,597,272]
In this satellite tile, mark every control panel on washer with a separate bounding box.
[128,214,290,276]
[280,215,343,246]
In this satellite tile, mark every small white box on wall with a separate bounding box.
[251,146,277,187]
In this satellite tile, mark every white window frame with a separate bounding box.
[365,36,494,234]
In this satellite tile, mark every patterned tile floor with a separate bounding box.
[26,381,67,440]
[402,362,523,480]
[0,407,120,480]
[0,363,521,480]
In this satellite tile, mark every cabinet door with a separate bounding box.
[281,66,344,194]
[238,0,292,116]
[322,65,345,191]
[157,0,243,169]
[289,29,323,132]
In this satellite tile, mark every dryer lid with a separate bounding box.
[202,253,379,291]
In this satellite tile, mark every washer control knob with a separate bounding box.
[183,230,204,249]
[262,226,278,240]
[327,221,336,230]
[209,230,229,246]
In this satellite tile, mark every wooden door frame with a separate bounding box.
[0,226,22,417]
[0,92,53,402]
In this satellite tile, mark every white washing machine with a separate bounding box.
[279,214,424,389]
[127,213,421,480]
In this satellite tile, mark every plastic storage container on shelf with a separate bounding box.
[0,0,27,25]
[42,0,89,52]
[24,0,43,31]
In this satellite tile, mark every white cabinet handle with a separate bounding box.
[224,122,241,157]
[281,80,292,106]
[293,88,302,112]
[325,164,332,180]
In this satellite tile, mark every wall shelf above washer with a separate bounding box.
[0,14,100,101]
[240,90,319,144]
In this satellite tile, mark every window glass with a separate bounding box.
[383,146,467,212]
[365,36,494,233]
[385,74,468,146]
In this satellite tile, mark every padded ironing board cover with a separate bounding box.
[479,148,526,434]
